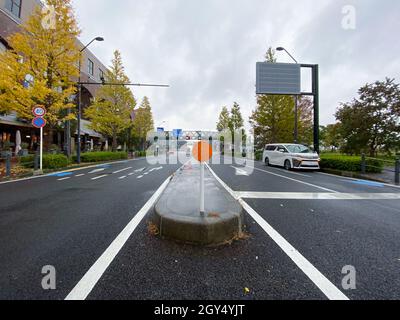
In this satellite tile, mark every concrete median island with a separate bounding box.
[152,162,244,246]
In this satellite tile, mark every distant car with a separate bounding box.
[263,144,320,170]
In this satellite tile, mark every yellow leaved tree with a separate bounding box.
[0,0,80,126]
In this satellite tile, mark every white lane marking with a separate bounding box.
[0,158,151,186]
[91,175,108,181]
[316,171,400,190]
[113,167,133,174]
[89,168,105,174]
[134,168,146,173]
[236,192,400,200]
[149,166,163,172]
[58,177,71,181]
[75,174,85,177]
[242,200,349,300]
[206,164,349,301]
[137,175,144,179]
[231,166,249,176]
[249,166,338,193]
[128,173,135,176]
[119,176,127,180]
[65,176,172,300]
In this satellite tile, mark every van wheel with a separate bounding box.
[284,160,291,171]
[265,157,270,167]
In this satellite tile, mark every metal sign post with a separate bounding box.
[32,106,47,173]
[200,160,205,216]
[193,141,213,217]
[40,127,43,171]
[256,62,320,153]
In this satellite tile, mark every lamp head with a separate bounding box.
[276,47,285,51]
[95,37,104,42]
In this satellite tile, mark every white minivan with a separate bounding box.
[263,144,320,170]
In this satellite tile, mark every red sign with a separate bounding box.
[32,106,47,117]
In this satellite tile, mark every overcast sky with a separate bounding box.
[72,0,400,131]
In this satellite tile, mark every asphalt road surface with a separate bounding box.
[0,155,399,300]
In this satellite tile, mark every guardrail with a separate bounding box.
[361,154,400,185]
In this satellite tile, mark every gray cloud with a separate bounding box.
[72,0,400,130]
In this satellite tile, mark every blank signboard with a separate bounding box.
[256,62,301,95]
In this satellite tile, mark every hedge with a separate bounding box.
[255,150,263,161]
[135,151,147,158]
[20,154,69,169]
[76,152,128,163]
[320,154,383,173]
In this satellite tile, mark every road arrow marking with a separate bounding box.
[231,166,249,176]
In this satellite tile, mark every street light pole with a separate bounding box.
[276,47,299,144]
[77,37,104,164]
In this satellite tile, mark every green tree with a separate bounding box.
[132,96,154,151]
[85,50,136,151]
[336,78,400,156]
[230,102,244,132]
[216,106,231,132]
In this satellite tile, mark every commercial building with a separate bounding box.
[0,0,107,155]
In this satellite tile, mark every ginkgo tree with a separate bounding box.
[0,0,80,125]
[85,50,136,151]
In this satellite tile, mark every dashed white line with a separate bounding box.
[65,176,173,300]
[119,176,127,180]
[91,175,108,181]
[58,177,71,181]
[137,175,144,179]
[89,168,105,174]
[113,167,133,174]
[75,174,85,177]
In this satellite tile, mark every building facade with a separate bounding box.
[0,0,107,155]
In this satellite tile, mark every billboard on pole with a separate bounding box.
[256,62,301,95]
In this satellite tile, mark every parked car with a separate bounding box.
[263,144,320,170]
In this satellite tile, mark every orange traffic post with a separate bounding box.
[193,141,213,216]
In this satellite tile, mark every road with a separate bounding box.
[0,156,399,300]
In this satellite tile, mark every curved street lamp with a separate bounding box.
[77,37,104,164]
[276,46,299,144]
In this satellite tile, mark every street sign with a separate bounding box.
[192,141,213,163]
[32,106,47,117]
[32,117,47,129]
[192,141,213,216]
[173,129,183,138]
[157,127,165,133]
[256,62,301,95]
